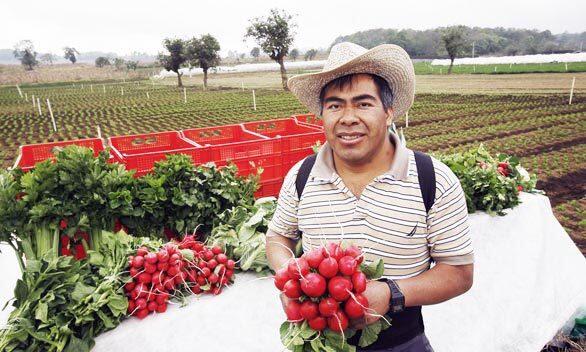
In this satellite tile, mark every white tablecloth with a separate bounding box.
[1,193,585,352]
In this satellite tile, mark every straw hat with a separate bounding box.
[288,42,415,118]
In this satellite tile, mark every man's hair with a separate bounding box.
[319,74,394,115]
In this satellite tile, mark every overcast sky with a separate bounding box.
[2,0,585,56]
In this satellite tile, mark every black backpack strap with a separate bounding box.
[413,151,436,214]
[295,154,317,200]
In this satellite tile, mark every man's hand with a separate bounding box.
[349,280,390,329]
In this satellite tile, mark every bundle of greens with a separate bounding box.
[436,144,539,215]
[207,197,276,273]
[125,154,259,238]
[0,231,132,352]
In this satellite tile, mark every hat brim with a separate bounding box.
[287,44,415,118]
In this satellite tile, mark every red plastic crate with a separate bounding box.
[182,124,284,190]
[293,113,323,128]
[108,131,206,176]
[243,118,325,175]
[14,138,107,171]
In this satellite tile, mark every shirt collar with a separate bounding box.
[311,132,411,182]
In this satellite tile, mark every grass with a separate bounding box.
[413,61,586,75]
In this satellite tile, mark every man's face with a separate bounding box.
[321,74,392,166]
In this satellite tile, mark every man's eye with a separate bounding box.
[359,102,372,107]
[327,104,340,110]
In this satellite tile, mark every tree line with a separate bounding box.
[332,27,585,59]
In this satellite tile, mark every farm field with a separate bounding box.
[0,80,584,253]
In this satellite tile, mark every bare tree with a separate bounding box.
[13,40,38,70]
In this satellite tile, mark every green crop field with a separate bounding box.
[0,80,584,252]
[413,61,586,74]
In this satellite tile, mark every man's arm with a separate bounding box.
[358,263,473,326]
[266,228,297,271]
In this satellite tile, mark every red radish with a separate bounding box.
[300,273,327,297]
[201,267,211,277]
[196,276,207,286]
[338,256,358,276]
[136,247,149,257]
[351,272,367,294]
[169,253,181,265]
[304,248,325,269]
[135,308,149,319]
[203,250,214,261]
[226,259,235,270]
[328,310,349,332]
[124,282,136,292]
[156,261,169,271]
[61,248,71,256]
[318,257,339,278]
[287,258,310,280]
[207,259,218,270]
[127,300,136,314]
[135,298,147,310]
[193,242,204,252]
[145,253,158,264]
[74,244,86,260]
[60,235,70,247]
[144,262,157,274]
[283,279,302,299]
[212,246,223,255]
[156,303,167,313]
[328,276,353,302]
[299,300,319,320]
[191,285,203,294]
[130,267,139,278]
[198,261,208,269]
[152,273,165,286]
[157,250,169,262]
[59,219,68,230]
[132,256,144,269]
[137,273,152,285]
[225,269,234,278]
[344,245,363,263]
[308,316,327,331]
[318,297,339,317]
[153,284,165,293]
[285,300,303,322]
[209,273,219,284]
[167,265,179,277]
[164,243,177,255]
[216,253,228,264]
[323,242,344,261]
[147,301,158,312]
[215,264,226,276]
[344,294,369,319]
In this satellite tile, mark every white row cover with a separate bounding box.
[154,60,326,78]
[431,52,586,66]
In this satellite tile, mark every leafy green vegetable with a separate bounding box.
[207,197,276,272]
[360,259,385,280]
[0,231,132,352]
[436,144,539,216]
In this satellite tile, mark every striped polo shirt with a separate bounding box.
[268,132,474,279]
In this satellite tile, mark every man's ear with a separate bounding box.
[386,108,394,126]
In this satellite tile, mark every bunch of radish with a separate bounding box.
[275,242,373,333]
[125,235,236,319]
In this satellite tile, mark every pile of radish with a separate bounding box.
[125,235,236,319]
[275,242,389,351]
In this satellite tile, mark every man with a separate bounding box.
[266,42,474,351]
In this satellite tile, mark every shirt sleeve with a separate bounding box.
[426,160,474,265]
[267,160,304,240]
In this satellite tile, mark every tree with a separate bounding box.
[186,34,221,89]
[113,58,125,70]
[245,8,296,90]
[40,53,56,65]
[304,49,317,61]
[441,26,468,74]
[289,48,299,61]
[13,40,38,70]
[63,47,79,64]
[126,60,138,70]
[250,47,260,61]
[95,56,111,67]
[158,38,187,87]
